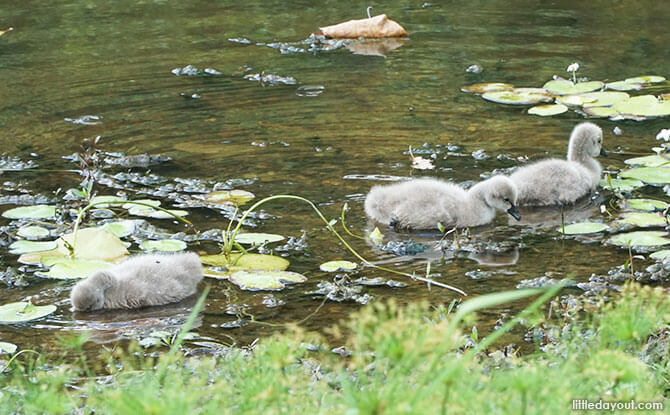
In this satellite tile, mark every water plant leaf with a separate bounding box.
[234,233,285,245]
[368,227,384,245]
[460,83,514,94]
[101,220,137,238]
[2,205,56,220]
[16,226,50,240]
[543,80,603,95]
[8,240,58,255]
[319,14,408,39]
[558,222,608,235]
[0,342,17,354]
[581,91,630,108]
[35,258,112,279]
[0,27,13,37]
[626,198,668,211]
[0,301,57,324]
[614,95,670,117]
[482,88,552,105]
[617,212,667,228]
[607,231,670,247]
[228,270,307,291]
[584,106,618,118]
[649,250,670,260]
[127,206,189,219]
[320,260,358,272]
[624,154,670,168]
[527,104,568,116]
[599,178,644,192]
[140,239,187,252]
[620,167,670,185]
[17,249,61,265]
[605,80,642,91]
[200,253,290,272]
[59,228,129,262]
[555,95,596,106]
[90,195,127,208]
[625,75,666,84]
[203,190,255,206]
[122,199,161,209]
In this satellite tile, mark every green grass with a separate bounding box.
[1,283,668,414]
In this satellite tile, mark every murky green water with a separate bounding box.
[1,0,669,353]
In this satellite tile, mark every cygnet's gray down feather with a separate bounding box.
[71,252,204,311]
[364,175,520,230]
[510,122,605,206]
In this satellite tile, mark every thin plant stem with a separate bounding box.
[1,349,41,373]
[341,203,364,240]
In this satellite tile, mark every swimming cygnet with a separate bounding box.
[364,175,520,230]
[510,122,606,206]
[70,252,204,311]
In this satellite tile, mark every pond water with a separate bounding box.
[1,0,669,353]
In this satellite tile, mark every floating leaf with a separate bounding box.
[122,199,161,209]
[617,212,667,228]
[127,206,188,219]
[319,14,408,39]
[606,80,642,91]
[581,91,630,108]
[0,302,57,324]
[201,253,289,272]
[555,95,596,106]
[584,106,618,118]
[626,198,668,211]
[460,83,514,94]
[0,342,17,354]
[101,220,137,238]
[368,227,384,245]
[0,27,13,37]
[624,154,670,168]
[8,240,57,255]
[2,205,56,220]
[607,231,670,247]
[543,80,603,95]
[615,95,670,117]
[559,222,608,235]
[620,167,670,185]
[203,190,255,206]
[59,228,129,262]
[234,233,285,245]
[17,226,50,240]
[140,239,187,252]
[599,177,645,192]
[17,249,61,265]
[649,250,670,260]
[90,195,127,208]
[625,75,666,84]
[228,270,307,291]
[35,258,112,279]
[320,260,358,272]
[528,104,568,116]
[482,88,552,105]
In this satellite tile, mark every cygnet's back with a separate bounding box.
[510,122,605,206]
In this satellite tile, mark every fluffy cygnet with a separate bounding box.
[510,122,606,206]
[71,252,204,311]
[364,175,520,230]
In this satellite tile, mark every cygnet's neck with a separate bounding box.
[461,182,497,226]
[567,139,602,180]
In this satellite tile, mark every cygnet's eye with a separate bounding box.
[503,197,510,203]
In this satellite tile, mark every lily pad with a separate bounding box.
[320,260,358,272]
[626,198,668,211]
[625,75,666,84]
[122,199,161,209]
[101,220,137,238]
[607,231,670,248]
[482,88,552,105]
[35,258,112,279]
[615,95,670,117]
[200,253,290,272]
[17,226,50,240]
[624,154,670,168]
[581,91,630,108]
[203,190,255,206]
[140,239,187,252]
[8,240,58,255]
[127,206,189,219]
[59,228,129,262]
[527,104,568,116]
[555,95,596,106]
[617,212,667,228]
[2,205,56,220]
[584,106,619,118]
[543,80,603,95]
[90,195,127,208]
[620,167,670,185]
[228,270,307,291]
[460,83,514,94]
[234,233,285,245]
[606,80,642,92]
[599,177,645,192]
[0,342,17,354]
[0,302,57,324]
[559,222,608,235]
[649,250,670,260]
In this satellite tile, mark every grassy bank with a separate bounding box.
[1,283,668,414]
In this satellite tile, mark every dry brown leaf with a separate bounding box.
[0,27,13,37]
[409,146,435,170]
[319,14,408,39]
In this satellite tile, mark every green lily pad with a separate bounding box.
[204,190,255,206]
[581,91,630,108]
[649,250,670,260]
[17,226,50,240]
[35,258,112,279]
[2,205,56,220]
[559,222,608,235]
[200,253,290,273]
[0,342,17,354]
[555,95,596,106]
[599,177,645,192]
[127,206,188,219]
[8,240,58,255]
[607,231,670,248]
[624,154,670,168]
[90,195,127,208]
[615,95,670,117]
[122,199,161,209]
[460,83,514,94]
[320,260,358,272]
[528,104,568,116]
[584,106,619,118]
[626,198,668,211]
[620,167,670,185]
[101,220,137,238]
[0,302,57,324]
[228,270,307,291]
[543,80,603,95]
[140,239,187,252]
[617,212,667,228]
[605,80,642,92]
[59,228,129,262]
[625,75,666,84]
[234,233,285,245]
[482,88,552,105]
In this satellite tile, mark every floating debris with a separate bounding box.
[380,240,427,256]
[171,65,222,76]
[104,153,172,168]
[0,156,38,171]
[64,115,102,125]
[243,73,297,86]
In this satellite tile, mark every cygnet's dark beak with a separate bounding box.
[600,147,609,157]
[507,204,521,221]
